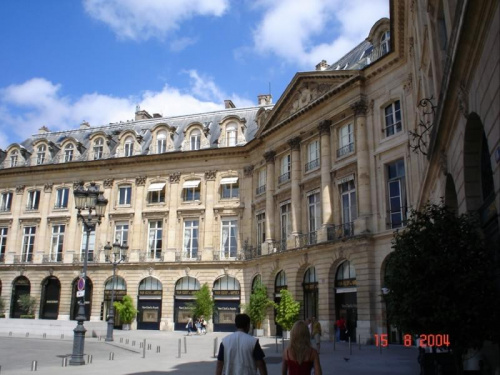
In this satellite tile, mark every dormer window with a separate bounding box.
[64,144,74,162]
[190,130,201,151]
[157,131,167,153]
[37,145,46,165]
[93,138,104,160]
[124,136,134,157]
[10,150,18,167]
[226,124,237,146]
[381,31,390,55]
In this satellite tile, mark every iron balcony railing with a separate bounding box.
[255,185,266,195]
[73,251,98,263]
[43,253,63,263]
[13,254,33,263]
[327,222,355,240]
[278,172,291,184]
[295,231,317,248]
[305,158,320,172]
[337,143,355,158]
[0,253,5,263]
[176,251,201,261]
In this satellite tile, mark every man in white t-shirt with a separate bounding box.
[215,313,268,375]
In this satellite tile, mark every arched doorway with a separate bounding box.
[213,275,240,332]
[103,276,126,328]
[40,276,60,319]
[381,255,402,344]
[70,277,93,321]
[274,270,287,337]
[303,267,318,320]
[174,276,200,331]
[11,276,30,318]
[335,261,357,342]
[137,277,162,330]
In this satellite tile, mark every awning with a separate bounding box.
[183,180,201,188]
[220,177,238,185]
[148,182,166,191]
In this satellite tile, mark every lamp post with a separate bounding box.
[104,241,128,342]
[70,182,108,366]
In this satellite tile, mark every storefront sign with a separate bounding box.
[46,300,59,304]
[139,290,162,296]
[213,290,240,296]
[175,290,197,296]
[104,290,127,298]
[336,279,357,287]
[217,306,238,311]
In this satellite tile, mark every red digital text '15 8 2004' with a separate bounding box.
[374,334,450,347]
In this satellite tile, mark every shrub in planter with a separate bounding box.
[274,289,300,333]
[18,294,37,317]
[113,295,137,327]
[0,296,5,317]
[242,281,273,332]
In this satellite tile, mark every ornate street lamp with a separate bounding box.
[70,182,108,366]
[104,241,128,342]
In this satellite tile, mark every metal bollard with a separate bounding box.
[178,338,181,358]
[61,334,64,339]
[148,343,152,350]
[333,337,336,351]
[87,354,92,364]
[349,337,352,355]
[282,337,285,352]
[120,337,123,343]
[275,336,278,353]
[8,331,12,336]
[184,336,187,354]
[142,339,146,359]
[156,346,160,353]
[26,332,29,337]
[62,357,68,367]
[109,352,115,361]
[43,333,46,339]
[132,340,136,346]
[140,342,143,348]
[31,360,37,371]
[213,337,219,358]
[358,335,361,350]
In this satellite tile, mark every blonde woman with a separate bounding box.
[282,320,322,375]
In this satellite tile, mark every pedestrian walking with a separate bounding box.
[215,313,267,375]
[186,316,194,336]
[282,320,322,375]
[311,316,322,353]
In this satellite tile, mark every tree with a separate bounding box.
[18,294,37,317]
[0,296,6,317]
[384,203,500,374]
[243,281,273,329]
[190,283,214,320]
[274,289,300,331]
[113,295,137,324]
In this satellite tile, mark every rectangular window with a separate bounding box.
[256,213,266,254]
[10,153,18,167]
[221,177,239,199]
[114,222,129,247]
[340,180,357,224]
[183,220,199,259]
[64,148,73,162]
[157,138,166,153]
[305,140,320,171]
[22,226,36,262]
[124,141,134,157]
[387,159,406,228]
[190,132,201,150]
[55,188,69,209]
[118,186,132,205]
[227,129,237,146]
[27,190,40,211]
[50,225,65,262]
[148,183,166,203]
[308,192,321,232]
[0,192,13,212]
[280,202,291,249]
[0,227,8,262]
[94,144,103,160]
[385,100,402,137]
[37,149,46,165]
[221,219,237,259]
[338,123,355,157]
[256,169,266,195]
[183,180,201,201]
[80,228,95,262]
[148,220,163,259]
[279,154,291,183]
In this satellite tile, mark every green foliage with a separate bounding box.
[385,203,500,369]
[189,283,214,320]
[113,295,137,324]
[18,294,37,315]
[242,281,273,329]
[0,296,5,314]
[274,289,300,331]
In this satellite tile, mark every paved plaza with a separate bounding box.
[0,327,420,375]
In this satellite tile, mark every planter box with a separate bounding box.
[253,329,264,337]
[122,323,131,331]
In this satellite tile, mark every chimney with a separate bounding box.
[153,113,162,118]
[315,60,330,71]
[257,94,272,106]
[38,126,50,134]
[224,100,236,109]
[80,121,90,129]
[135,105,152,121]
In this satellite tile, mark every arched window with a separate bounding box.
[226,124,237,146]
[303,267,318,319]
[94,138,104,160]
[175,276,200,292]
[190,129,201,151]
[139,277,163,292]
[124,137,134,157]
[213,275,240,291]
[380,31,390,55]
[37,145,46,165]
[64,144,74,162]
[157,131,167,153]
[251,274,262,293]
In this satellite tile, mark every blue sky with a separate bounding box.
[0,0,389,148]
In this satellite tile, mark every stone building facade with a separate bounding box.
[0,0,498,348]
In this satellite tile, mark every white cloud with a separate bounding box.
[83,0,229,41]
[0,73,255,147]
[252,0,389,68]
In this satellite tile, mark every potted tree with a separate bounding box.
[243,281,273,336]
[274,289,300,339]
[189,283,214,332]
[0,296,5,318]
[113,295,137,330]
[18,294,37,319]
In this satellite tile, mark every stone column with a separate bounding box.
[203,170,217,260]
[242,165,254,255]
[264,151,276,248]
[7,185,26,263]
[165,172,180,261]
[288,137,302,236]
[36,183,53,263]
[318,120,333,242]
[351,100,371,233]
